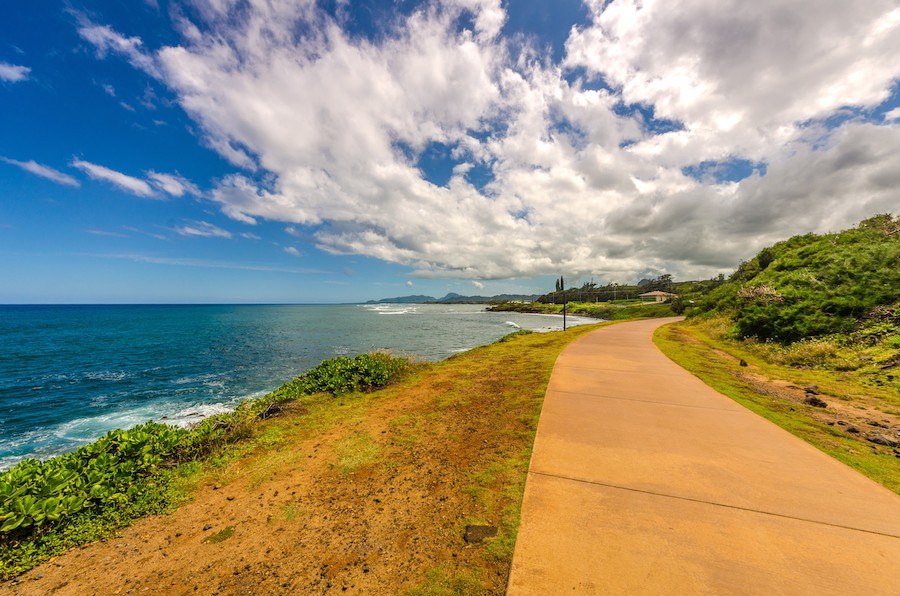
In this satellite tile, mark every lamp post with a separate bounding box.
[560,275,567,331]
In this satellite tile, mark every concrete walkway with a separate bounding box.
[508,318,900,595]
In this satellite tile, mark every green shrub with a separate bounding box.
[693,214,900,343]
[0,422,185,534]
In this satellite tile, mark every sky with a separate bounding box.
[1,0,899,304]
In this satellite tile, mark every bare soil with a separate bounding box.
[1,334,568,595]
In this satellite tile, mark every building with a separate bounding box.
[638,290,677,303]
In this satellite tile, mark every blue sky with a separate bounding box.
[2,1,899,304]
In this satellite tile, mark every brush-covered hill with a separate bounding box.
[693,214,900,343]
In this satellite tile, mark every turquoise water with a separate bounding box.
[0,304,593,469]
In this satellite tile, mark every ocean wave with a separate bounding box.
[83,370,131,382]
[172,373,222,385]
[162,402,236,427]
[364,304,419,315]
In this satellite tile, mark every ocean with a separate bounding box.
[0,303,594,470]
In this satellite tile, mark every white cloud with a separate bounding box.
[1,157,80,187]
[885,107,900,121]
[471,280,485,289]
[240,232,261,240]
[77,21,160,77]
[147,171,201,197]
[406,281,414,287]
[175,220,233,238]
[97,252,329,274]
[82,1,900,282]
[565,0,900,166]
[71,159,156,197]
[283,246,301,256]
[86,228,129,238]
[0,62,30,82]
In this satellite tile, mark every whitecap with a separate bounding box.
[84,370,130,382]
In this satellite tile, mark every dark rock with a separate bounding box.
[203,524,213,531]
[739,359,748,367]
[867,434,900,448]
[464,525,498,544]
[868,420,887,428]
[836,420,847,426]
[804,384,820,395]
[803,395,827,408]
[846,425,860,434]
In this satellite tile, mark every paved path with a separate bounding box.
[508,318,900,595]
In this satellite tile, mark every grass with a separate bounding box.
[406,566,486,596]
[203,525,235,544]
[333,432,380,475]
[654,318,900,494]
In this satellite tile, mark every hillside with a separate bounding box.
[694,214,900,343]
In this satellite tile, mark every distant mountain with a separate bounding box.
[364,295,437,304]
[366,292,539,304]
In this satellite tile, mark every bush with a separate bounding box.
[692,214,900,343]
[0,422,185,534]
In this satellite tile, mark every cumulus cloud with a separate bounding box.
[472,280,485,289]
[1,157,80,187]
[175,220,233,238]
[71,159,156,197]
[565,0,900,166]
[283,246,301,256]
[79,0,900,282]
[0,62,30,82]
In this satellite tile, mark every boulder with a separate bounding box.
[803,395,827,408]
[867,433,900,448]
[464,525,498,544]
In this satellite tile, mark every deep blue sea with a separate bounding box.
[0,304,593,470]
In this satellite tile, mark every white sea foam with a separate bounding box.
[164,402,235,427]
[84,370,130,382]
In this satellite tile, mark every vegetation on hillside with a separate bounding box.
[694,214,900,343]
[681,214,899,393]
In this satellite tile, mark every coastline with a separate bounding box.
[0,303,582,471]
[2,324,602,590]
